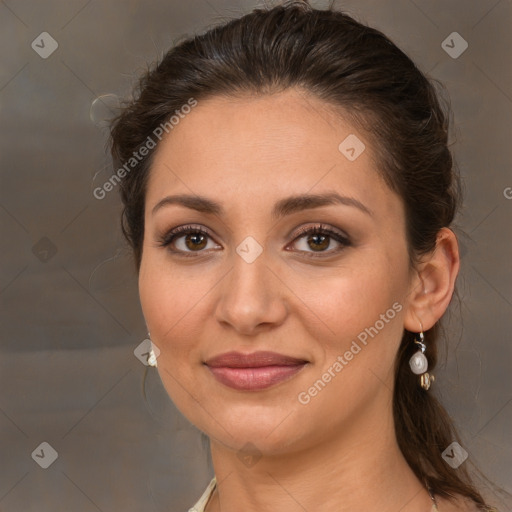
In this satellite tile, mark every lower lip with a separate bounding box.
[206,364,307,391]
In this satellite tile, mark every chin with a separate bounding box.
[212,427,300,457]
[203,406,304,454]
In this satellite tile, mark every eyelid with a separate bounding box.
[285,223,351,257]
[157,224,221,256]
[290,223,350,243]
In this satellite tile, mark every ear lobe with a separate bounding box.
[403,227,460,333]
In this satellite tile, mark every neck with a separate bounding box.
[205,406,433,512]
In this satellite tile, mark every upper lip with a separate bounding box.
[204,351,308,368]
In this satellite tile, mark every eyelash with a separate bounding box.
[157,223,352,259]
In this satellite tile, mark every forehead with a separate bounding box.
[145,89,401,221]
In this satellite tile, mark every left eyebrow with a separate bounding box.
[151,191,373,219]
[271,192,373,220]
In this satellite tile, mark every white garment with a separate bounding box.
[188,477,216,512]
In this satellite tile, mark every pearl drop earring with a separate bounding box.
[147,332,158,368]
[409,330,434,390]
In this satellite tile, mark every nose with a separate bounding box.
[214,248,288,335]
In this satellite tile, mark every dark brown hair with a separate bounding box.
[110,1,498,509]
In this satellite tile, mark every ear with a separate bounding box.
[403,227,460,332]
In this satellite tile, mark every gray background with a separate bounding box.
[1,0,511,511]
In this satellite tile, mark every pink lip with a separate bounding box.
[204,351,308,391]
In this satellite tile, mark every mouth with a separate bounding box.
[204,351,309,391]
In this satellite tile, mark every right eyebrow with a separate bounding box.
[152,194,222,216]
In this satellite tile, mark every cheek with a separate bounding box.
[295,255,406,380]
[299,262,398,336]
[140,277,188,339]
[138,257,212,413]
[138,255,217,357]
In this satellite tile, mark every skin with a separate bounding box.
[138,88,463,511]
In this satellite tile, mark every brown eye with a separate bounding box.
[290,225,351,257]
[183,232,208,251]
[305,232,330,251]
[158,225,221,255]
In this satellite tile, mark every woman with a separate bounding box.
[109,1,500,510]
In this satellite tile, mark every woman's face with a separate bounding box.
[139,88,415,454]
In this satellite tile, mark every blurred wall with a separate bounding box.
[1,1,511,510]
